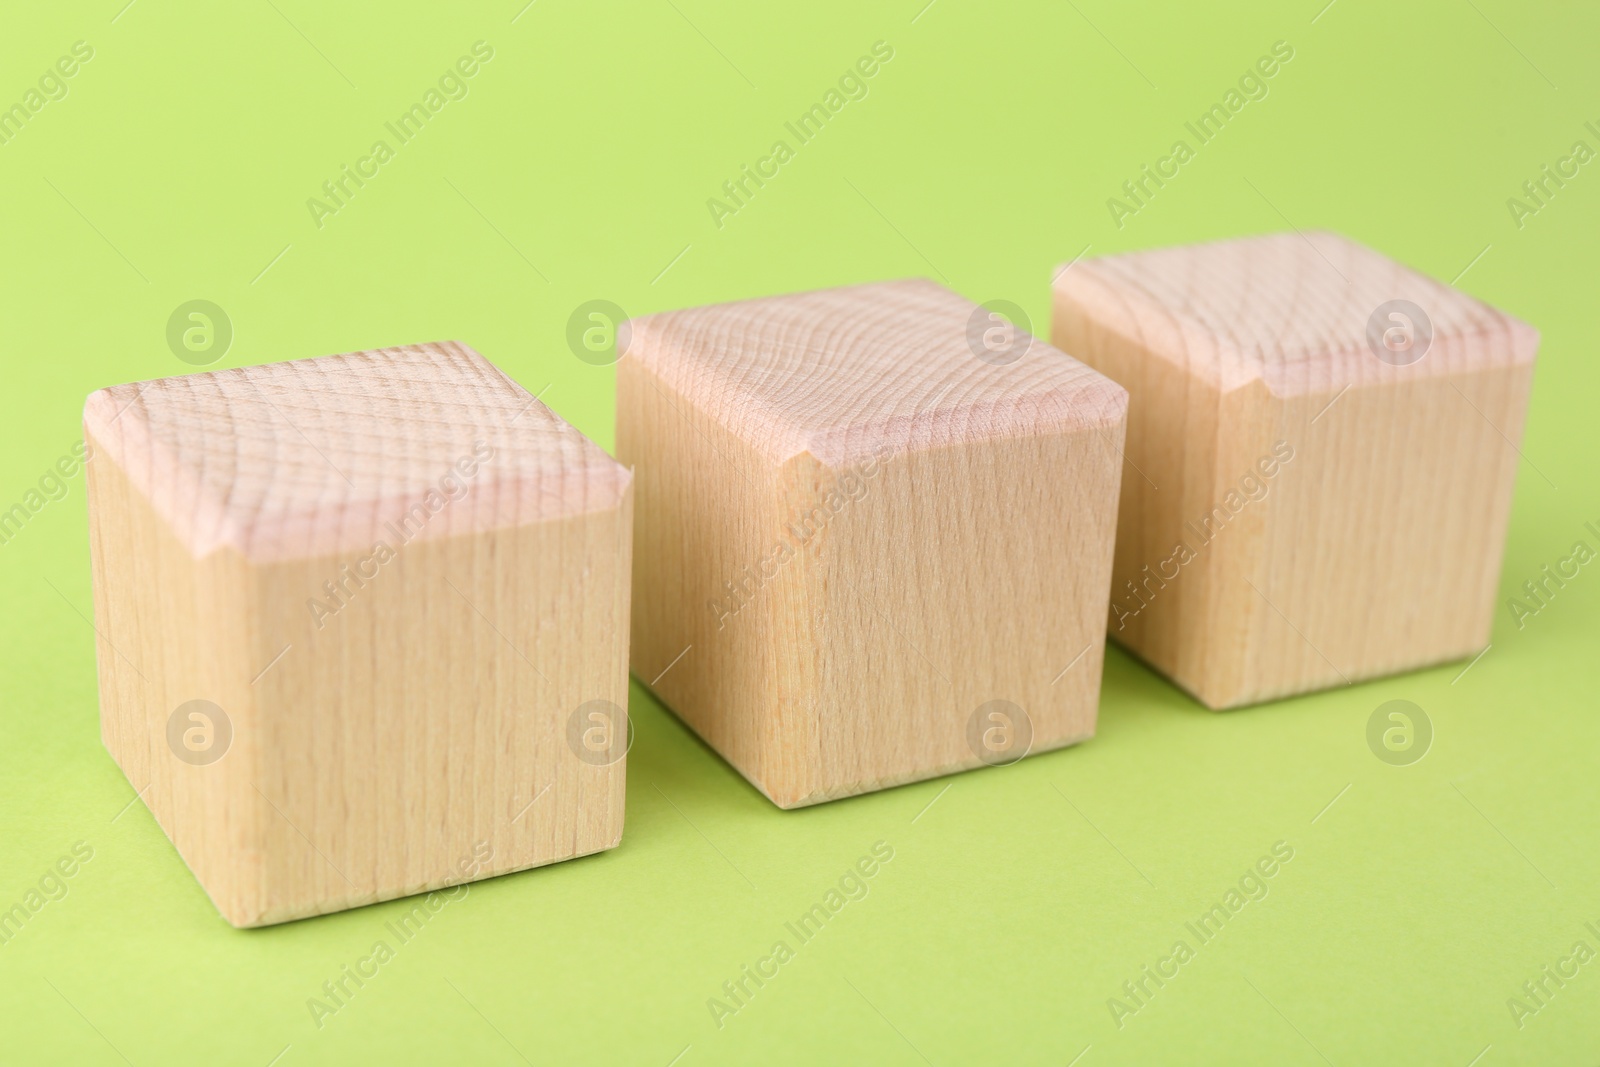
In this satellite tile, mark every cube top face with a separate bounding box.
[624,278,1127,467]
[83,340,629,563]
[1053,231,1539,394]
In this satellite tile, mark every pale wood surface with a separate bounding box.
[86,342,631,926]
[83,341,629,562]
[1052,231,1538,708]
[620,279,1128,807]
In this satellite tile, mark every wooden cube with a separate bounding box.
[619,280,1128,807]
[1051,231,1538,708]
[84,341,632,926]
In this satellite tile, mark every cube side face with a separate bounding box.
[1238,363,1531,704]
[618,356,788,796]
[776,423,1125,805]
[86,434,268,925]
[245,494,631,925]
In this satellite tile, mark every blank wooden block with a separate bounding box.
[1051,231,1538,708]
[84,341,632,926]
[619,279,1128,808]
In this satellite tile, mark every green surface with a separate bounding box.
[1,0,1596,1063]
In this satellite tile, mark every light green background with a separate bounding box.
[2,0,1596,1063]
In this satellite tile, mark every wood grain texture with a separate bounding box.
[619,279,1128,808]
[1052,231,1538,708]
[85,341,632,926]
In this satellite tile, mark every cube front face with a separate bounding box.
[775,432,1123,805]
[238,500,631,925]
[1053,231,1538,708]
[85,342,631,926]
[621,279,1128,807]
